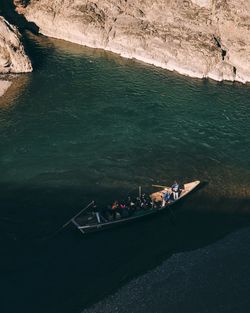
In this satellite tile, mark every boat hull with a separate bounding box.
[72,180,201,235]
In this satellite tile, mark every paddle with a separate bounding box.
[42,200,95,240]
[152,184,169,189]
[61,200,95,229]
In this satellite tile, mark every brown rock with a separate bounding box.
[19,0,250,82]
[0,15,32,73]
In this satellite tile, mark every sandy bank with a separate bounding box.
[0,80,12,97]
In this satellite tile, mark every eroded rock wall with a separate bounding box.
[0,15,32,73]
[20,0,250,82]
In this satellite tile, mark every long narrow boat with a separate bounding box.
[71,180,200,235]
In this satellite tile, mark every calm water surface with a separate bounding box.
[0,33,250,313]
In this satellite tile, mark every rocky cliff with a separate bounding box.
[19,0,250,83]
[0,15,32,73]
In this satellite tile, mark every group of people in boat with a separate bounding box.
[92,181,182,224]
[92,193,153,223]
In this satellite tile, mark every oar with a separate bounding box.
[61,200,94,229]
[152,184,169,189]
[42,200,94,240]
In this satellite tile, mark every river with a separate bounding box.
[0,32,250,313]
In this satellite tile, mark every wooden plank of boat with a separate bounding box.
[72,180,200,234]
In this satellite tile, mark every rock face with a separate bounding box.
[0,15,32,73]
[20,0,250,82]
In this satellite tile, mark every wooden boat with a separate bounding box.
[70,180,200,235]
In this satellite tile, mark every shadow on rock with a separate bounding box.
[0,0,39,33]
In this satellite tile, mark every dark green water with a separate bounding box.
[0,33,250,313]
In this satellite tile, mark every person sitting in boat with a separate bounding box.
[161,190,171,207]
[171,181,180,200]
[119,201,129,218]
[127,196,136,215]
[111,200,119,220]
[135,197,142,210]
[140,193,150,210]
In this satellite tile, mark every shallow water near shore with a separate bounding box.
[0,32,250,313]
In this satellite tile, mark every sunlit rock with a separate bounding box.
[191,0,212,8]
[17,0,250,83]
[0,16,32,73]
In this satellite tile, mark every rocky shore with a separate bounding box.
[19,0,250,83]
[0,0,250,92]
[0,15,32,74]
[0,13,32,96]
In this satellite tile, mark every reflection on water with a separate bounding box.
[0,74,30,107]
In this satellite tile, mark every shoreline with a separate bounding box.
[32,29,247,84]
